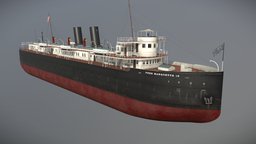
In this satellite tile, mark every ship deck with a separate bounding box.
[21,48,207,73]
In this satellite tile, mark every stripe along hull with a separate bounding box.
[19,49,223,122]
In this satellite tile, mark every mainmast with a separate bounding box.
[128,0,134,38]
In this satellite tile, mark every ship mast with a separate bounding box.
[128,0,134,38]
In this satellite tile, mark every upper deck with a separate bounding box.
[20,28,218,73]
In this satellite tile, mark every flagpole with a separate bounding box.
[49,18,53,41]
[212,42,225,72]
[221,43,225,71]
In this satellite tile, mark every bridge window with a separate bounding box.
[142,44,145,48]
[148,44,152,48]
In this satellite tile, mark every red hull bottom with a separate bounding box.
[21,64,220,123]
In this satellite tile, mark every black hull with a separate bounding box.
[19,49,224,122]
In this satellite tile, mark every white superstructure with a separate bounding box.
[25,29,168,70]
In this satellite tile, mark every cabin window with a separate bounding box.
[148,44,152,48]
[142,44,146,48]
[154,44,156,48]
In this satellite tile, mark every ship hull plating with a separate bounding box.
[19,49,223,122]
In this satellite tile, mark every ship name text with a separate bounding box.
[145,71,180,78]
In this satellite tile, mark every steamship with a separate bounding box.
[19,25,224,122]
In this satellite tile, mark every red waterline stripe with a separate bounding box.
[21,63,220,123]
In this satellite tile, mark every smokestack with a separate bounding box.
[89,26,101,48]
[73,27,83,45]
